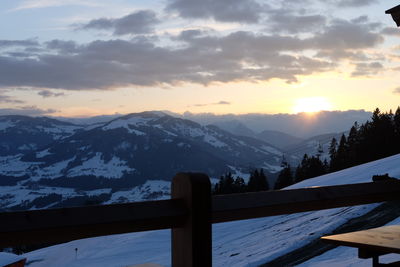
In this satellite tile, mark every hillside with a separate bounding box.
[0,115,81,156]
[0,112,283,211]
[283,132,345,163]
[22,154,400,267]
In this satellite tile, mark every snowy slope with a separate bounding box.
[0,111,287,210]
[0,180,171,211]
[0,115,82,156]
[283,132,344,164]
[298,216,400,267]
[0,112,283,181]
[23,154,400,267]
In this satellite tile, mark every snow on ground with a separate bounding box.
[262,162,282,173]
[287,153,400,188]
[0,180,170,210]
[35,125,81,139]
[103,119,146,135]
[298,216,400,267]
[105,180,171,204]
[0,252,25,266]
[36,149,52,158]
[30,157,76,181]
[102,116,156,134]
[171,123,204,138]
[203,134,228,148]
[0,185,78,209]
[228,166,251,182]
[0,120,16,131]
[23,154,400,267]
[0,155,40,177]
[17,143,37,150]
[260,145,282,156]
[67,153,133,178]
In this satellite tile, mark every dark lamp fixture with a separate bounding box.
[386,4,400,27]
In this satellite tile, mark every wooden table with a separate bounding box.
[321,225,400,266]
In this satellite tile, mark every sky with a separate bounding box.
[0,0,399,117]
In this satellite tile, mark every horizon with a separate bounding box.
[1,0,400,117]
[0,107,374,118]
[1,108,376,139]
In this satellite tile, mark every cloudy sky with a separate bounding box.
[0,0,399,117]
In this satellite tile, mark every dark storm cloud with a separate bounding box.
[38,90,65,98]
[166,0,266,23]
[78,10,160,35]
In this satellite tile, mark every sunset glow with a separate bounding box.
[293,97,333,114]
[0,0,399,117]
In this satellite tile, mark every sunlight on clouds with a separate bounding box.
[292,97,333,114]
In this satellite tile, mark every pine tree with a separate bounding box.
[295,154,326,182]
[248,169,269,192]
[347,123,359,166]
[275,162,293,189]
[214,172,235,194]
[330,134,347,171]
[328,138,337,162]
[394,107,400,150]
[294,154,309,182]
[316,143,323,158]
[233,177,246,193]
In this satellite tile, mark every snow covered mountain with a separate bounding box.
[0,112,283,210]
[0,115,82,156]
[283,132,345,164]
[209,120,304,150]
[21,153,400,267]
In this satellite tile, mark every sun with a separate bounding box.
[292,97,333,114]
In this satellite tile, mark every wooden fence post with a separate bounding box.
[171,173,212,267]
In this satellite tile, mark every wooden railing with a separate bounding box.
[1,173,400,267]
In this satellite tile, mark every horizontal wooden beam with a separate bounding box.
[0,198,187,247]
[2,180,400,248]
[212,181,400,223]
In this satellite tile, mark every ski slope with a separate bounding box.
[23,154,400,267]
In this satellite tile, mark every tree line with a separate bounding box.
[275,107,400,189]
[215,107,400,194]
[213,169,269,194]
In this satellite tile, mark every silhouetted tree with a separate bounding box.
[275,159,293,189]
[214,172,234,194]
[328,137,337,163]
[295,154,326,183]
[316,143,323,158]
[248,169,269,192]
[346,123,359,166]
[330,134,347,171]
[214,172,247,195]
